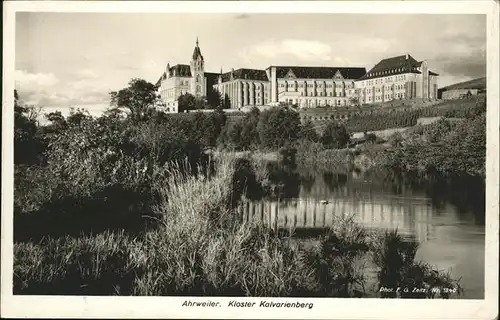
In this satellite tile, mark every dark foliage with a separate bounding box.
[320,122,350,149]
[257,108,301,149]
[109,78,160,121]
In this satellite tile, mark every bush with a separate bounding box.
[371,230,463,298]
[295,139,354,170]
[218,108,260,151]
[257,107,301,149]
[320,122,350,149]
[298,119,319,142]
[383,113,486,177]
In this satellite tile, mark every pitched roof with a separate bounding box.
[156,64,193,85]
[170,64,192,77]
[358,54,424,80]
[357,54,439,80]
[156,66,220,87]
[220,68,269,82]
[273,66,367,80]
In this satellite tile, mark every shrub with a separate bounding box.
[298,119,319,142]
[257,107,301,149]
[371,230,463,298]
[320,121,350,149]
[218,108,260,151]
[383,113,486,177]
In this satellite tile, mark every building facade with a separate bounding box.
[355,54,439,104]
[156,39,439,112]
[214,68,271,109]
[265,66,367,108]
[155,38,218,113]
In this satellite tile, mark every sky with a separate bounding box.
[15,13,486,117]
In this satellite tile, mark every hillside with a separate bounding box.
[440,77,486,91]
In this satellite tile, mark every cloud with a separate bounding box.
[15,70,60,90]
[15,69,111,108]
[241,39,333,63]
[430,32,486,79]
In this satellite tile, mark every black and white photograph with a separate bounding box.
[2,1,499,319]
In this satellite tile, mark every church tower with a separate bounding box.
[190,37,205,98]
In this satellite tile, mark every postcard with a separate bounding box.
[2,1,498,319]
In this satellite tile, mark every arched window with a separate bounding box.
[197,74,203,83]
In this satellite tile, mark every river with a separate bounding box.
[239,164,485,299]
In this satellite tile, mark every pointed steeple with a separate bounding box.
[192,37,203,60]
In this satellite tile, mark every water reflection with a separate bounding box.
[241,164,485,299]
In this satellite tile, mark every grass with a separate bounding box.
[295,139,355,170]
[371,230,463,298]
[14,156,316,296]
[13,129,465,298]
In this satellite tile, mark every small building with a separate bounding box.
[437,77,486,100]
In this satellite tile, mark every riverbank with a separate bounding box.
[294,110,486,178]
[14,153,462,297]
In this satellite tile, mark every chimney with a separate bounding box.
[405,53,409,60]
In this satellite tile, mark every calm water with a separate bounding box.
[240,165,485,299]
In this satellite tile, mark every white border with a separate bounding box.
[2,1,499,319]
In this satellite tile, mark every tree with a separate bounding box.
[67,108,92,126]
[178,93,196,112]
[103,107,125,119]
[239,107,260,149]
[14,90,40,164]
[206,87,222,109]
[223,94,231,109]
[298,119,319,142]
[45,111,68,132]
[257,107,301,149]
[194,97,207,110]
[109,78,159,121]
[320,121,350,149]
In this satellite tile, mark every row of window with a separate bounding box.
[366,68,413,78]
[366,93,406,102]
[222,84,266,92]
[279,82,354,89]
[365,84,406,94]
[298,91,349,97]
[364,75,407,86]
[285,98,348,106]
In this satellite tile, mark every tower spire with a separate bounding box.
[196,36,199,47]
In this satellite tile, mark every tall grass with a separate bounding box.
[371,230,463,298]
[14,154,463,298]
[14,156,313,296]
